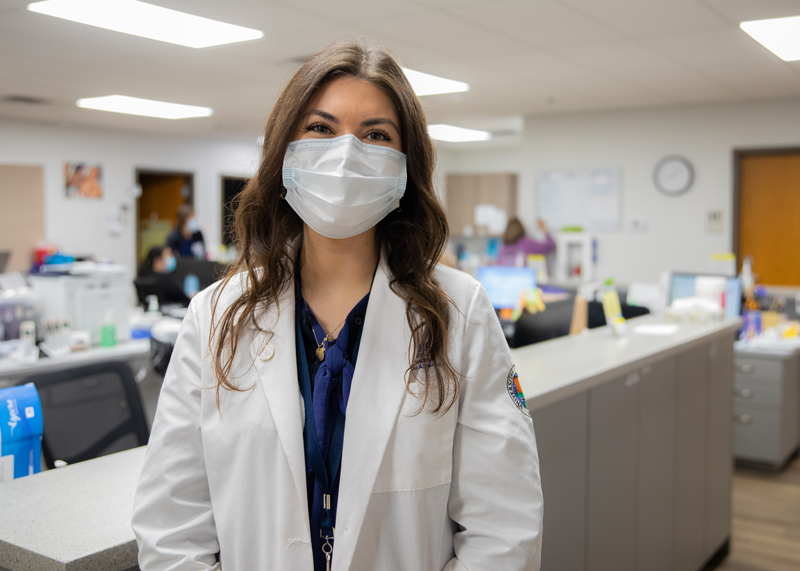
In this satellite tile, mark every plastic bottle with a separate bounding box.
[100,309,117,348]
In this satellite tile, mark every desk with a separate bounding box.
[0,447,145,571]
[0,340,150,386]
[0,317,739,571]
[516,315,740,571]
[732,343,800,468]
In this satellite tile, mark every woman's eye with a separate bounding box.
[306,123,332,135]
[365,130,391,142]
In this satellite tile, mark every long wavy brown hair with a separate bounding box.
[211,42,458,414]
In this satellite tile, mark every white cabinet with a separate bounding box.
[637,359,677,571]
[586,373,638,571]
[531,393,588,571]
[732,349,800,468]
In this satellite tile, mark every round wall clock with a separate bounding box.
[653,155,694,196]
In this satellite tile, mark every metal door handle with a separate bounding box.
[734,414,754,424]
[739,364,753,373]
[735,389,753,399]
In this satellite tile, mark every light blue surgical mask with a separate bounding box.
[283,134,407,239]
[165,255,176,273]
[186,218,201,233]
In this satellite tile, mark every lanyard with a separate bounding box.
[296,310,363,570]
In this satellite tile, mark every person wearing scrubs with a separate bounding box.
[166,204,205,259]
[132,42,543,571]
[138,246,191,306]
[496,217,556,266]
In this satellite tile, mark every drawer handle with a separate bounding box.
[734,414,754,425]
[738,364,753,374]
[736,389,754,399]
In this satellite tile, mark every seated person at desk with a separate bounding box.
[497,217,555,266]
[139,246,190,306]
[166,204,205,259]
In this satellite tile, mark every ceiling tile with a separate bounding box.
[644,28,784,69]
[457,0,624,49]
[704,62,800,99]
[699,0,800,24]
[559,0,729,38]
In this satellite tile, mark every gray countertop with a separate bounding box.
[514,314,741,412]
[0,447,145,571]
[0,315,741,570]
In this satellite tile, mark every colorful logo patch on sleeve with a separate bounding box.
[506,365,530,417]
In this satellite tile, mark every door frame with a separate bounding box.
[732,146,800,271]
[134,169,194,270]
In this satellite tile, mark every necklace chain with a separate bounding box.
[303,289,348,348]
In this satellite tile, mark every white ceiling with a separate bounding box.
[1,0,800,140]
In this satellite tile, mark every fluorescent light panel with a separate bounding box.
[740,15,800,61]
[428,124,491,143]
[402,68,469,96]
[27,0,263,48]
[77,95,212,119]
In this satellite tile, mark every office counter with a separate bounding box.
[517,315,740,571]
[0,447,145,571]
[0,317,739,571]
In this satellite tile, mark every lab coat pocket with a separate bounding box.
[372,398,456,493]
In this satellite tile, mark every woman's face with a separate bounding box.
[293,76,402,152]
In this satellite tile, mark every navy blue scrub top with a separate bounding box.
[294,273,368,571]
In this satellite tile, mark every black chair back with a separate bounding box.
[513,299,575,348]
[22,361,149,468]
[587,301,651,328]
[134,276,168,307]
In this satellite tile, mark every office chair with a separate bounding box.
[587,301,651,329]
[512,298,575,348]
[134,276,168,307]
[21,361,149,468]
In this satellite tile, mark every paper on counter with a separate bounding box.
[633,324,679,336]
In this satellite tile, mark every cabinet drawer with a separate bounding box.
[733,404,781,464]
[734,377,782,409]
[734,357,782,381]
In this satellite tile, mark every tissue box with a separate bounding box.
[0,383,43,482]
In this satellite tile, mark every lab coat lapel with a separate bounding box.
[249,278,310,534]
[334,256,410,570]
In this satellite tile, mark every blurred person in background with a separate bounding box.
[139,246,190,306]
[497,217,555,266]
[167,204,205,258]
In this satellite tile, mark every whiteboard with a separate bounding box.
[536,168,621,231]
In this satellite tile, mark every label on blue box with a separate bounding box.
[0,383,43,481]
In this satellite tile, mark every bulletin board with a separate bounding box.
[536,168,621,231]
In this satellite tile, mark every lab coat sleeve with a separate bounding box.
[445,284,544,571]
[132,302,221,571]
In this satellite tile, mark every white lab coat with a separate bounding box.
[132,254,543,570]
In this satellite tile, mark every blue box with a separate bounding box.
[0,383,43,481]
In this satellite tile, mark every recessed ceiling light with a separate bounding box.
[428,124,491,143]
[77,95,213,119]
[402,68,469,97]
[27,0,264,49]
[740,15,800,61]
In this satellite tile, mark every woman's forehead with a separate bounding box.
[303,77,398,122]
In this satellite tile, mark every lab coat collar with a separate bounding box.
[332,254,410,570]
[249,235,310,536]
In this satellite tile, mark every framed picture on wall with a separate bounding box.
[65,162,103,199]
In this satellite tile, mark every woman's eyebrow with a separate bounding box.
[305,109,339,123]
[362,117,399,131]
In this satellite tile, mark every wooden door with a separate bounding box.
[0,164,44,272]
[445,173,517,236]
[738,152,800,285]
[136,172,191,262]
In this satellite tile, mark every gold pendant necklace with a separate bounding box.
[304,293,347,362]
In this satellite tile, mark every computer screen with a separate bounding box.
[477,266,536,310]
[668,273,742,318]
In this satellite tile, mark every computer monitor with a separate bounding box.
[668,272,742,319]
[477,266,536,310]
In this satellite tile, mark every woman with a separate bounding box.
[138,246,190,306]
[167,204,205,258]
[132,42,543,571]
[497,217,556,266]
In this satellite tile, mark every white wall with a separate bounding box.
[0,119,259,273]
[443,97,800,284]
